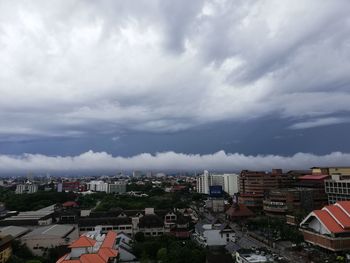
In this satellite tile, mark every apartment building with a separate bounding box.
[87,180,127,194]
[15,183,38,194]
[196,171,239,195]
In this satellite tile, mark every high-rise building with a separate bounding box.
[239,169,294,210]
[196,171,239,195]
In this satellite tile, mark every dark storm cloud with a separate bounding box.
[0,0,349,141]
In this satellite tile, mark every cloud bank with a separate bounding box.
[1,151,350,174]
[1,0,350,141]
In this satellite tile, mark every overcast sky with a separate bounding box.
[1,0,350,173]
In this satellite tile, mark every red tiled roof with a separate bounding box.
[313,210,344,233]
[337,201,350,216]
[323,205,350,229]
[63,201,78,207]
[69,236,96,248]
[226,204,254,218]
[299,174,329,180]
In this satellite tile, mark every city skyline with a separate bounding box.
[1,0,350,173]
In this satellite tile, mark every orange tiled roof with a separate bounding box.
[323,205,350,229]
[80,254,105,263]
[101,231,117,248]
[313,210,344,233]
[98,247,118,261]
[69,236,96,248]
[57,231,118,263]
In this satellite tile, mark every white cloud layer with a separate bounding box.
[1,150,350,174]
[0,0,350,139]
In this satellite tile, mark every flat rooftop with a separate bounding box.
[22,224,75,238]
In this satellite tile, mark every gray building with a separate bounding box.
[108,181,127,194]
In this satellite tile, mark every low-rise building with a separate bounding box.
[0,234,13,263]
[21,224,78,256]
[193,220,235,247]
[235,249,270,263]
[300,201,350,251]
[115,232,137,262]
[0,210,54,226]
[56,228,118,263]
[0,226,30,239]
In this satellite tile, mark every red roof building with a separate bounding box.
[300,201,350,251]
[57,230,118,263]
[63,201,79,208]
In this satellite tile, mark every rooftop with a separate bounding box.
[57,228,118,263]
[22,224,75,239]
[0,226,29,238]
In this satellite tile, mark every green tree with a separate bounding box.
[157,248,168,262]
[134,232,145,243]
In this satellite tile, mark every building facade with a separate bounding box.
[325,174,350,204]
[87,180,127,194]
[300,201,350,251]
[196,171,239,195]
[263,188,327,217]
[239,169,294,210]
[15,184,38,194]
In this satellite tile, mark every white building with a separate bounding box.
[235,250,269,263]
[222,174,239,195]
[196,171,239,195]
[87,180,108,192]
[115,232,137,262]
[15,184,38,194]
[196,170,211,194]
[87,180,127,194]
[193,221,235,247]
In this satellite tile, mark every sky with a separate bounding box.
[0,0,350,173]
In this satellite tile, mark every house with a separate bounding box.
[193,220,235,247]
[300,201,350,251]
[56,228,118,263]
[226,203,254,221]
[115,232,137,262]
